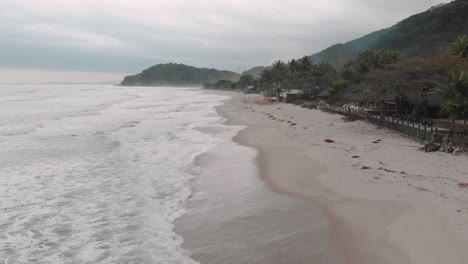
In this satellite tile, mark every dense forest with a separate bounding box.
[309,0,468,67]
[120,63,239,86]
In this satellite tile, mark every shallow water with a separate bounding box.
[0,85,231,264]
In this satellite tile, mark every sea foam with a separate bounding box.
[0,85,232,263]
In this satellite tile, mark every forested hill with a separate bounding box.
[309,0,468,67]
[241,66,268,79]
[120,63,240,86]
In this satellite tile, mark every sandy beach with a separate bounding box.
[177,91,468,264]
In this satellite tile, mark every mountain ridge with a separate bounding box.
[309,0,468,67]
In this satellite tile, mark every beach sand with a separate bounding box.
[177,91,468,264]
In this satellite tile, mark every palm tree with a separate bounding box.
[453,34,468,58]
[288,59,299,74]
[329,79,349,94]
[271,60,288,97]
[440,68,468,130]
[440,86,463,130]
[259,68,273,94]
[448,68,468,93]
[461,100,468,130]
[298,56,312,72]
[448,68,468,129]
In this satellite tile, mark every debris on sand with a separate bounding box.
[458,183,468,189]
[378,167,397,173]
[361,166,371,170]
[324,139,335,143]
[352,156,360,158]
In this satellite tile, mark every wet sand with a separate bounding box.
[175,126,345,264]
[177,91,468,264]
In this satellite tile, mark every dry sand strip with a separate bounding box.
[213,91,468,264]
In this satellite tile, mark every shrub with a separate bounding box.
[292,100,305,106]
[301,102,317,109]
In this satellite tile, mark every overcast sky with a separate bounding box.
[0,0,443,83]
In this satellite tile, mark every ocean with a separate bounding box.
[0,85,236,263]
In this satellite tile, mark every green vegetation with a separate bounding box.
[330,79,349,94]
[118,0,468,131]
[353,50,398,73]
[248,50,398,101]
[254,57,336,99]
[203,80,237,90]
[120,63,239,86]
[300,101,317,109]
[237,74,255,90]
[452,34,468,58]
[309,0,468,68]
[440,68,468,129]
[247,31,468,131]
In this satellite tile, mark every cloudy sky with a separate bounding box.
[0,0,442,83]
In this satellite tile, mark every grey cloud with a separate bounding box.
[0,0,443,73]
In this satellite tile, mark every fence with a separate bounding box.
[320,105,458,143]
[367,114,436,143]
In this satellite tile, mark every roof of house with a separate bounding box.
[317,89,331,97]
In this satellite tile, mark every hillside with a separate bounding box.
[310,0,468,67]
[241,66,268,79]
[120,63,240,86]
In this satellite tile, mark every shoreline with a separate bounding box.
[209,91,468,264]
[215,93,382,264]
[175,91,346,263]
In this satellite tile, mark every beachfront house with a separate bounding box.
[281,89,301,103]
[342,67,446,119]
[316,89,331,101]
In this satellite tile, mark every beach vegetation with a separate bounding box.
[437,68,468,129]
[440,84,463,130]
[301,101,318,109]
[238,74,255,89]
[329,79,350,94]
[203,79,236,90]
[452,34,468,58]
